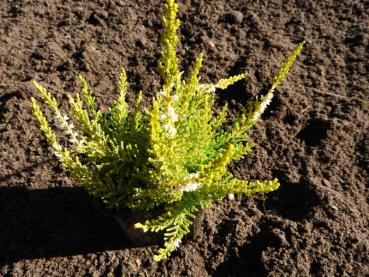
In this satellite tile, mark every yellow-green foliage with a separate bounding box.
[31,0,304,261]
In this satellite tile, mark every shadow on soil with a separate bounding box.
[264,178,321,221]
[213,177,321,276]
[214,224,269,277]
[0,186,131,265]
[213,217,296,277]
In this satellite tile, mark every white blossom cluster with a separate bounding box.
[180,181,200,192]
[55,113,84,147]
[259,93,273,113]
[173,238,181,249]
[172,173,201,193]
[159,91,179,137]
[56,114,72,130]
[251,92,274,122]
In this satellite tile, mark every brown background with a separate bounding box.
[0,0,368,276]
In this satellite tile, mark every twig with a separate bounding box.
[311,88,346,99]
[311,88,366,104]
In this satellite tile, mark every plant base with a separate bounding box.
[94,199,205,247]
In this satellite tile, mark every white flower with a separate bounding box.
[259,93,273,114]
[169,127,177,136]
[251,93,274,122]
[171,113,178,123]
[173,238,181,249]
[227,193,235,201]
[180,182,200,192]
[171,172,201,194]
[160,105,178,124]
[162,124,177,136]
[56,114,69,130]
[185,173,200,180]
[168,106,178,122]
[57,122,66,130]
[159,91,166,97]
[69,137,79,144]
[162,124,170,131]
[176,181,200,193]
[168,106,175,114]
[180,173,201,191]
[171,95,179,101]
[160,113,167,121]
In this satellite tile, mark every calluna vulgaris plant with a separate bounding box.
[31,0,304,261]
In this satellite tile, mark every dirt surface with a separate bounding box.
[1,0,368,276]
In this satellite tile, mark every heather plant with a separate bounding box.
[31,0,304,261]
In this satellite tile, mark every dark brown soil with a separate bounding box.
[1,0,368,276]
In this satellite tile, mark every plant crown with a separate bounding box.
[31,0,304,261]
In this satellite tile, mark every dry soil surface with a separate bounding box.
[0,0,368,276]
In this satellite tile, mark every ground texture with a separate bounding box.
[0,0,368,276]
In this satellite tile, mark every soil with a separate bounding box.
[0,0,368,276]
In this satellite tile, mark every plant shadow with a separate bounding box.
[265,174,321,221]
[213,225,269,277]
[213,214,301,277]
[0,186,131,265]
[213,176,321,276]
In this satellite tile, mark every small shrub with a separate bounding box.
[31,0,304,261]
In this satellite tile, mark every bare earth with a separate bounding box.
[0,0,368,276]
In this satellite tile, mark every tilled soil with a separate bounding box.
[1,0,368,276]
